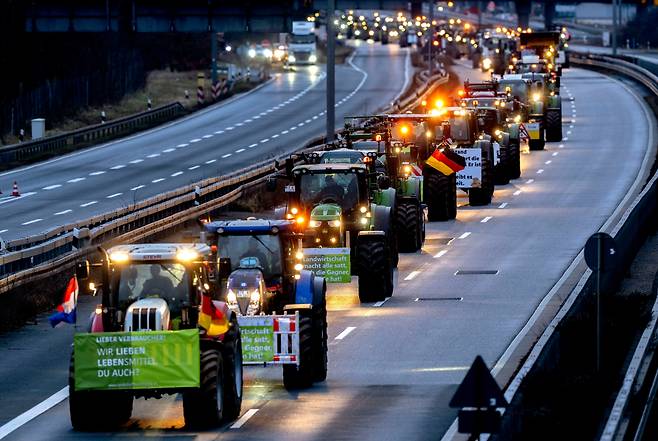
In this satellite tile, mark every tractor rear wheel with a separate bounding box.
[311,300,328,383]
[183,349,225,428]
[528,125,546,150]
[494,143,510,185]
[469,156,494,206]
[221,316,243,422]
[283,314,314,389]
[545,109,562,142]
[357,239,393,302]
[508,140,521,179]
[424,169,457,221]
[396,203,422,252]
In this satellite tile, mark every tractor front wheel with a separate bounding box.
[183,349,225,428]
[396,203,422,252]
[283,313,314,389]
[357,239,393,302]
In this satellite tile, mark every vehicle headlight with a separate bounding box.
[483,58,492,69]
[263,48,273,58]
[250,290,260,303]
[514,115,521,123]
[288,55,296,63]
[227,290,237,303]
[360,217,368,225]
[295,251,304,260]
[248,48,257,58]
[532,93,542,102]
[403,165,412,175]
[294,263,304,271]
[328,220,341,228]
[359,206,368,214]
[274,49,285,59]
[309,54,317,63]
[309,220,322,228]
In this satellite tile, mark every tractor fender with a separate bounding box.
[499,132,510,148]
[474,139,493,162]
[548,94,561,111]
[400,177,422,201]
[294,270,316,305]
[530,100,544,117]
[507,124,520,142]
[371,205,393,237]
[376,187,396,208]
[312,275,327,307]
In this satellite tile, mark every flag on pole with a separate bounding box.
[198,293,229,337]
[426,148,466,176]
[48,277,78,327]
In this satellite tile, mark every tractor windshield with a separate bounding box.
[113,263,190,313]
[218,234,283,279]
[299,171,360,210]
[500,81,528,102]
[446,117,471,142]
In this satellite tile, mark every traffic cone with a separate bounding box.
[11,181,20,197]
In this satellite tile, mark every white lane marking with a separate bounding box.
[177,143,189,147]
[230,409,260,429]
[260,139,269,143]
[498,202,508,209]
[434,250,448,259]
[297,122,304,127]
[130,159,143,164]
[513,190,522,196]
[235,149,245,153]
[458,232,471,239]
[130,185,145,191]
[373,297,391,307]
[552,152,559,157]
[567,130,572,135]
[281,130,289,134]
[202,134,213,139]
[545,160,552,165]
[559,144,564,149]
[481,216,492,223]
[404,271,421,281]
[271,134,279,139]
[526,179,534,184]
[563,137,569,141]
[205,159,217,164]
[80,201,97,207]
[214,130,224,135]
[162,148,175,153]
[42,184,61,190]
[0,229,8,234]
[226,127,234,131]
[152,178,165,183]
[570,125,574,129]
[222,154,232,158]
[0,386,69,440]
[106,193,122,199]
[188,166,200,170]
[266,109,273,113]
[89,171,105,176]
[0,191,37,206]
[21,218,43,225]
[189,138,202,143]
[171,171,184,177]
[253,115,261,119]
[67,177,85,183]
[249,143,258,148]
[290,126,297,131]
[537,169,544,174]
[335,327,356,340]
[312,115,318,120]
[110,165,125,170]
[54,209,72,216]
[147,153,160,158]
[245,119,252,123]
[235,123,244,127]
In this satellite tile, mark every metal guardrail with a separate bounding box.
[0,68,449,293]
[0,102,185,167]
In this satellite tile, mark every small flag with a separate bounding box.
[426,148,466,176]
[48,277,78,327]
[198,293,229,337]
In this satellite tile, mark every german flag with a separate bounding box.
[199,293,229,337]
[426,148,466,175]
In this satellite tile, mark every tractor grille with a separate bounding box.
[131,307,158,331]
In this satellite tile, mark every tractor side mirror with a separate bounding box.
[76,260,90,280]
[377,175,391,190]
[218,257,232,281]
[266,176,277,192]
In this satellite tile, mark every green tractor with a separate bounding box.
[269,159,396,303]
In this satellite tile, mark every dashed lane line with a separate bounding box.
[162,148,175,153]
[404,271,421,281]
[189,138,202,143]
[222,154,232,158]
[177,143,189,147]
[110,165,125,170]
[80,201,97,207]
[129,159,143,164]
[106,193,122,199]
[171,172,184,177]
[147,153,160,158]
[54,209,72,216]
[552,152,559,156]
[188,166,200,170]
[130,185,145,191]
[67,177,85,183]
[434,250,448,259]
[235,149,245,153]
[537,169,544,174]
[152,178,165,183]
[42,184,61,190]
[89,171,105,176]
[458,232,471,239]
[335,327,356,340]
[481,216,492,223]
[249,143,258,148]
[202,134,213,139]
[526,179,534,184]
[545,160,552,165]
[373,297,391,307]
[230,409,260,429]
[21,219,43,225]
[498,202,508,209]
[513,190,522,196]
[205,159,217,164]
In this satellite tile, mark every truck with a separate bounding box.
[288,21,317,65]
[203,219,328,389]
[69,244,242,430]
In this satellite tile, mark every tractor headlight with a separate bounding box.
[360,217,368,225]
[250,290,260,303]
[514,114,521,123]
[532,93,542,102]
[290,207,299,215]
[294,263,304,271]
[403,165,412,175]
[248,48,257,58]
[227,290,237,304]
[110,251,129,263]
[309,220,322,228]
[482,58,492,69]
[295,251,304,260]
[328,220,341,228]
[288,55,296,63]
[359,206,368,214]
[309,54,317,63]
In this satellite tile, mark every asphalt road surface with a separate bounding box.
[0,41,410,241]
[0,58,655,440]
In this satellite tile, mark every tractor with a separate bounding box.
[70,243,242,430]
[269,159,396,303]
[203,219,328,389]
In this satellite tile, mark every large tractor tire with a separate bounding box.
[494,144,510,185]
[311,300,328,383]
[183,349,225,428]
[545,109,562,142]
[528,124,546,150]
[469,156,494,206]
[424,169,457,221]
[221,315,243,422]
[508,140,521,180]
[356,238,393,303]
[283,313,314,389]
[396,202,422,252]
[69,354,133,431]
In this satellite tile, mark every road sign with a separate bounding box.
[584,232,617,272]
[449,355,508,409]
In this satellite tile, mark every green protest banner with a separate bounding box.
[238,316,274,364]
[302,247,351,283]
[74,329,200,391]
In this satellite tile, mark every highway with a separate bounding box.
[0,55,654,440]
[0,41,410,241]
